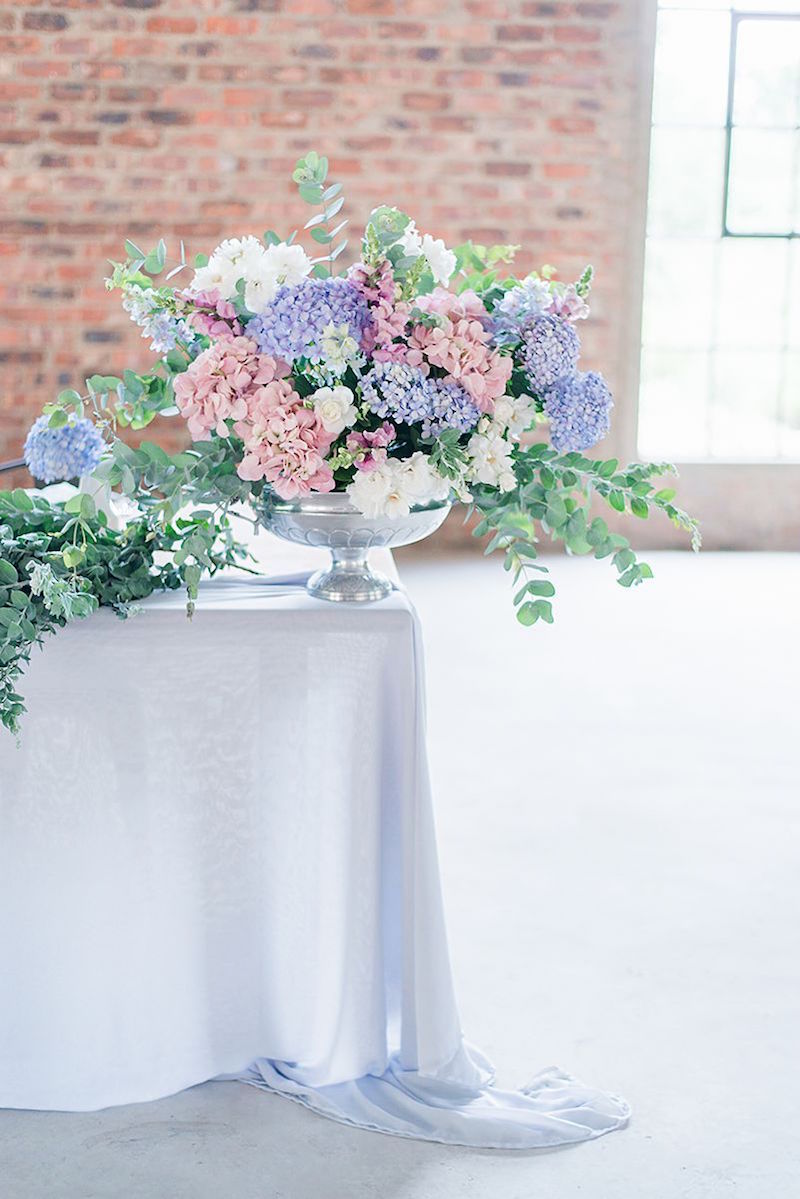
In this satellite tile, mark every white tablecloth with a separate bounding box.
[0,531,629,1148]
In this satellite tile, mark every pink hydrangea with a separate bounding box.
[348,259,409,362]
[178,288,243,339]
[236,384,335,499]
[174,336,287,441]
[346,421,395,473]
[416,286,492,329]
[405,292,512,413]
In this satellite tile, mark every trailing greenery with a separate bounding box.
[0,489,248,736]
[471,443,700,626]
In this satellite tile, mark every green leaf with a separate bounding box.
[62,546,85,569]
[57,388,83,406]
[598,458,618,478]
[608,490,625,513]
[631,496,649,519]
[311,227,333,244]
[0,559,18,584]
[526,580,555,597]
[125,239,145,259]
[654,488,676,502]
[11,490,33,511]
[299,183,324,204]
[48,409,68,429]
[516,601,540,626]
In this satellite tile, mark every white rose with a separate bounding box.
[313,386,358,436]
[346,465,395,519]
[421,234,456,285]
[398,452,451,504]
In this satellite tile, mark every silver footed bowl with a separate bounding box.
[255,491,452,602]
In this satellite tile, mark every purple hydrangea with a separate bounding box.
[246,277,371,364]
[361,362,480,438]
[518,314,580,393]
[491,277,552,345]
[24,415,105,484]
[545,370,613,453]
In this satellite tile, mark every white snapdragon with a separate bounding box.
[491,393,537,441]
[319,322,360,375]
[312,385,358,436]
[398,222,456,286]
[466,421,517,492]
[346,453,451,519]
[398,220,423,257]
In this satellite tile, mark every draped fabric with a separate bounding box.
[0,538,628,1146]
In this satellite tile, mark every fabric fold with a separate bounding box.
[237,1049,630,1149]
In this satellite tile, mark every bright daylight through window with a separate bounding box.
[639,1,800,461]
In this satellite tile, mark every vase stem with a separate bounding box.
[307,547,394,603]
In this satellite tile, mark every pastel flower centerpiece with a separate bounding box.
[4,145,698,730]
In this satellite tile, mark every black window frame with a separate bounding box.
[721,9,800,240]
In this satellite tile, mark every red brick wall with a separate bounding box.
[0,0,651,486]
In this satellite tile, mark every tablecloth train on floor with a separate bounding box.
[0,551,629,1148]
[229,599,629,1148]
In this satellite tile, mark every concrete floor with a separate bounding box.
[1,551,798,1198]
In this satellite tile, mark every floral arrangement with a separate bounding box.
[0,150,698,735]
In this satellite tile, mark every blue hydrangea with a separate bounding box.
[545,370,613,453]
[519,314,580,393]
[122,285,193,355]
[491,277,552,344]
[246,277,371,364]
[361,362,480,438]
[24,415,105,484]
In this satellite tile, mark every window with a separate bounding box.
[638,1,800,462]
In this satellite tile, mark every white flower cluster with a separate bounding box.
[463,392,536,494]
[398,221,457,286]
[346,452,451,519]
[190,236,312,312]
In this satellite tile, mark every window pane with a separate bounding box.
[788,242,800,349]
[652,10,731,126]
[660,1,731,9]
[638,349,711,460]
[778,352,800,458]
[726,129,794,234]
[716,238,789,349]
[647,128,726,237]
[642,239,717,349]
[709,350,782,458]
[733,0,800,13]
[733,18,800,128]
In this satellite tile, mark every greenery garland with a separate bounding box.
[0,489,247,735]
